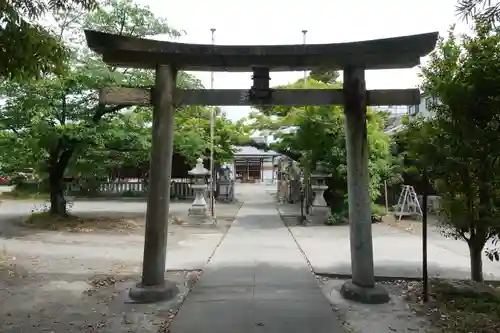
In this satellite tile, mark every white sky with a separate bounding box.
[135,0,471,121]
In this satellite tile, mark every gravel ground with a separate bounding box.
[316,276,432,333]
[0,254,201,333]
[0,202,241,333]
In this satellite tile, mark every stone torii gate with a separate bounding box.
[84,30,438,304]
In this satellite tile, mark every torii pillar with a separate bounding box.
[128,64,179,302]
[340,67,389,304]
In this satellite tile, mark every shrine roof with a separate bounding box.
[234,146,280,158]
[84,30,438,71]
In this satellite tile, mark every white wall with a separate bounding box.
[262,170,274,181]
[262,158,276,181]
[408,95,437,120]
[226,157,277,182]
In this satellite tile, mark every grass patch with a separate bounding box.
[22,212,142,232]
[371,203,387,216]
[406,279,500,333]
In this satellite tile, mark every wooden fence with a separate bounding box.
[383,184,442,213]
[65,178,236,201]
[66,179,195,199]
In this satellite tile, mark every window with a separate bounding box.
[408,104,419,116]
[425,97,439,109]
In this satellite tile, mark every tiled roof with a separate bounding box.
[234,146,280,156]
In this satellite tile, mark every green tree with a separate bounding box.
[248,77,392,213]
[0,0,98,80]
[308,68,339,84]
[0,0,251,215]
[68,109,152,182]
[0,0,185,215]
[66,104,249,188]
[147,106,251,165]
[404,23,500,282]
[457,0,500,23]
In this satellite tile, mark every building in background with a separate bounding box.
[372,105,408,116]
[407,94,437,120]
[375,105,407,135]
[226,146,280,183]
[377,96,439,135]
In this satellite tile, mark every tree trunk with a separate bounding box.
[49,170,67,216]
[468,239,485,282]
[48,147,74,217]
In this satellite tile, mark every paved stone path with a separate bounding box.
[170,184,344,333]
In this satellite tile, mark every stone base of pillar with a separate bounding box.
[340,280,390,304]
[184,216,211,225]
[129,280,179,303]
[307,205,330,225]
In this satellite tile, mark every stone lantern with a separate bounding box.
[307,169,331,225]
[188,157,209,219]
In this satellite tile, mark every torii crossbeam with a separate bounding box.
[85,29,438,304]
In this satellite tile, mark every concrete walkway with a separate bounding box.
[170,184,343,333]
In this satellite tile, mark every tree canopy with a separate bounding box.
[0,0,250,216]
[308,69,339,85]
[457,0,500,23]
[247,76,392,218]
[1,0,99,80]
[400,22,500,282]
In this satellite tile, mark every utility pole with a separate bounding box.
[422,169,429,303]
[209,28,216,224]
[302,30,308,83]
[302,29,311,215]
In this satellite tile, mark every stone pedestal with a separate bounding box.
[187,158,209,224]
[189,184,208,216]
[307,172,331,225]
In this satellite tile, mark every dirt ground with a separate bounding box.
[317,276,432,333]
[0,259,196,333]
[381,213,447,237]
[0,202,242,333]
[382,214,427,234]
